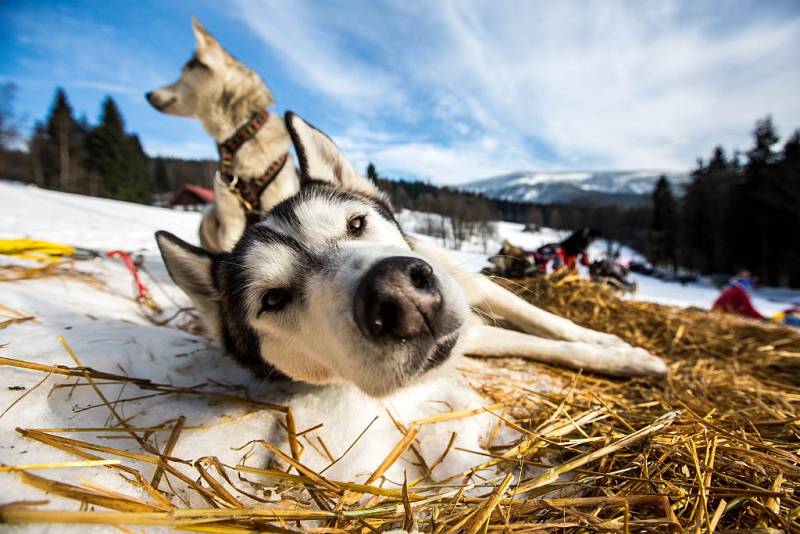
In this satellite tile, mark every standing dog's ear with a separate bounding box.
[191,18,228,68]
[155,231,220,326]
[285,111,381,198]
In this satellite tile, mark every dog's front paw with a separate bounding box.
[619,346,668,377]
[583,330,629,348]
[570,329,667,377]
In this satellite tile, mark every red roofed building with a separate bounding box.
[170,184,215,211]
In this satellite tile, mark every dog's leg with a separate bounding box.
[212,181,248,252]
[461,323,667,377]
[465,272,630,347]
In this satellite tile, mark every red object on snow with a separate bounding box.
[712,285,763,320]
[170,184,215,207]
[107,250,151,303]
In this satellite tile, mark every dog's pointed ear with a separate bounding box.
[285,111,381,198]
[156,231,219,319]
[192,18,227,65]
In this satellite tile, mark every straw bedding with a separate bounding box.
[1,269,798,533]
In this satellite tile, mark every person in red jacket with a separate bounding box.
[712,272,764,320]
[559,228,601,271]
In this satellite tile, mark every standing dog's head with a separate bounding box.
[145,19,273,133]
[156,113,470,397]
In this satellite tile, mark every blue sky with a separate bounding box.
[2,0,799,184]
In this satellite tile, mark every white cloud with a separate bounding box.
[73,80,142,96]
[142,139,216,160]
[234,0,800,181]
[336,131,538,185]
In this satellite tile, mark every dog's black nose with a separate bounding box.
[354,257,442,341]
[145,92,157,106]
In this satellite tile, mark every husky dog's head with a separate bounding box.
[156,113,470,397]
[145,19,273,136]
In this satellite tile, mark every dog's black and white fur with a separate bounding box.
[157,113,667,401]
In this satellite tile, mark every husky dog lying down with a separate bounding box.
[157,113,666,400]
[147,20,664,384]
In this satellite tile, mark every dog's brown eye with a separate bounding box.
[260,288,291,313]
[348,215,367,237]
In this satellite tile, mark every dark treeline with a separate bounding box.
[0,84,215,205]
[673,117,800,286]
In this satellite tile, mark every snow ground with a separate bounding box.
[1,181,797,526]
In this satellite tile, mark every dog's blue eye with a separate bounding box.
[347,215,367,237]
[260,288,291,313]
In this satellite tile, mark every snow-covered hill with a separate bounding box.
[461,170,689,205]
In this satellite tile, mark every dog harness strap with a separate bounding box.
[241,152,289,222]
[219,110,270,158]
[217,109,271,177]
[215,109,290,221]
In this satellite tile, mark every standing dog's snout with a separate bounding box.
[354,257,442,341]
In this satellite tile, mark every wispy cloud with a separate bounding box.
[235,0,800,182]
[143,139,216,160]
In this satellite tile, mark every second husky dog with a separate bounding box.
[147,19,298,253]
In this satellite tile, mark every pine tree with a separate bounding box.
[46,88,77,192]
[153,157,171,193]
[681,158,710,271]
[86,96,153,204]
[366,162,379,183]
[28,121,54,188]
[780,131,800,285]
[72,114,91,195]
[0,82,19,150]
[127,134,154,202]
[746,116,780,165]
[649,176,677,267]
[737,116,780,282]
[705,147,737,272]
[87,97,126,198]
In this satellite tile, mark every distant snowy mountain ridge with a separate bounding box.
[461,170,689,206]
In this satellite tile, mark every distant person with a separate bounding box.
[712,271,764,320]
[533,243,561,273]
[558,228,602,271]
